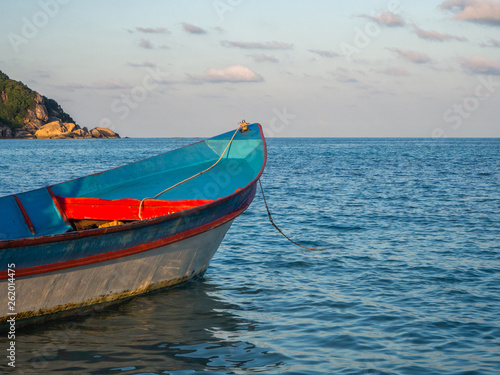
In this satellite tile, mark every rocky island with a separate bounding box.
[0,70,119,139]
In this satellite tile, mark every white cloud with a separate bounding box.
[182,23,207,34]
[309,49,340,58]
[127,61,156,68]
[360,11,406,27]
[480,38,500,47]
[461,56,500,74]
[56,83,88,92]
[332,67,358,84]
[136,27,169,34]
[413,25,467,41]
[387,48,433,64]
[247,54,279,63]
[192,65,264,83]
[440,0,500,26]
[138,38,154,49]
[93,81,131,90]
[220,41,293,50]
[56,81,132,91]
[374,67,411,76]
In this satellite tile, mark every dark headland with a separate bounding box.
[0,70,119,139]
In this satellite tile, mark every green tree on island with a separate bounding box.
[0,71,36,129]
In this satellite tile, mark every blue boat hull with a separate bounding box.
[0,123,266,322]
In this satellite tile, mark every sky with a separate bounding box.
[0,0,499,138]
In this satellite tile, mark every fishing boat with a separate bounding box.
[0,122,266,324]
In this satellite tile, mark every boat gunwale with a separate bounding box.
[0,123,267,250]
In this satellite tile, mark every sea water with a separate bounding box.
[0,137,499,374]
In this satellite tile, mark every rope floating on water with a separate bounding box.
[258,179,325,251]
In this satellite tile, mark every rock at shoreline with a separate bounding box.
[0,125,14,138]
[0,71,120,139]
[35,121,78,139]
[14,130,34,139]
[33,121,120,139]
[90,127,120,138]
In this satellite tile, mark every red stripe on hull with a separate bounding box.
[0,124,266,251]
[0,201,246,280]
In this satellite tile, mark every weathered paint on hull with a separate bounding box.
[0,220,233,323]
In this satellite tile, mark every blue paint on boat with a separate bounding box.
[0,124,266,275]
[51,124,265,201]
[16,188,73,236]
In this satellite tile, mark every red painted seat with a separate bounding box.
[56,196,214,221]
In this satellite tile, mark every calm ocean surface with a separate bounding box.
[0,137,499,375]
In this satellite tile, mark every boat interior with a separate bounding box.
[0,186,215,238]
[0,125,265,241]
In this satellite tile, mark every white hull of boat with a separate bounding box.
[0,220,233,322]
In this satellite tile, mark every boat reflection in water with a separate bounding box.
[12,280,286,373]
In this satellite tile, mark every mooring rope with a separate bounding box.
[138,124,244,220]
[259,179,325,251]
[138,123,324,252]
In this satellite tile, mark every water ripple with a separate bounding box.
[0,138,499,374]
